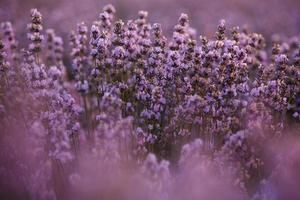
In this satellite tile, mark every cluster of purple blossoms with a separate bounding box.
[1,4,300,200]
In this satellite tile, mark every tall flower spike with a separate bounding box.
[199,35,208,52]
[1,22,19,62]
[53,36,64,67]
[152,23,166,47]
[90,25,100,60]
[136,11,148,29]
[46,29,55,64]
[27,9,44,54]
[216,19,226,41]
[75,22,88,80]
[112,19,126,75]
[99,4,116,32]
[152,23,162,37]
[231,26,240,42]
[179,13,189,27]
[171,13,190,51]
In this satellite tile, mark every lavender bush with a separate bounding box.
[1,4,300,200]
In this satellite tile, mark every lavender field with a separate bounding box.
[1,1,300,200]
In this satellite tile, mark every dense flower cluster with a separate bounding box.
[1,5,300,200]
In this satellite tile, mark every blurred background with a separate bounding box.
[1,0,300,42]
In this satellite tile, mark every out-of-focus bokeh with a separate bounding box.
[1,0,300,41]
